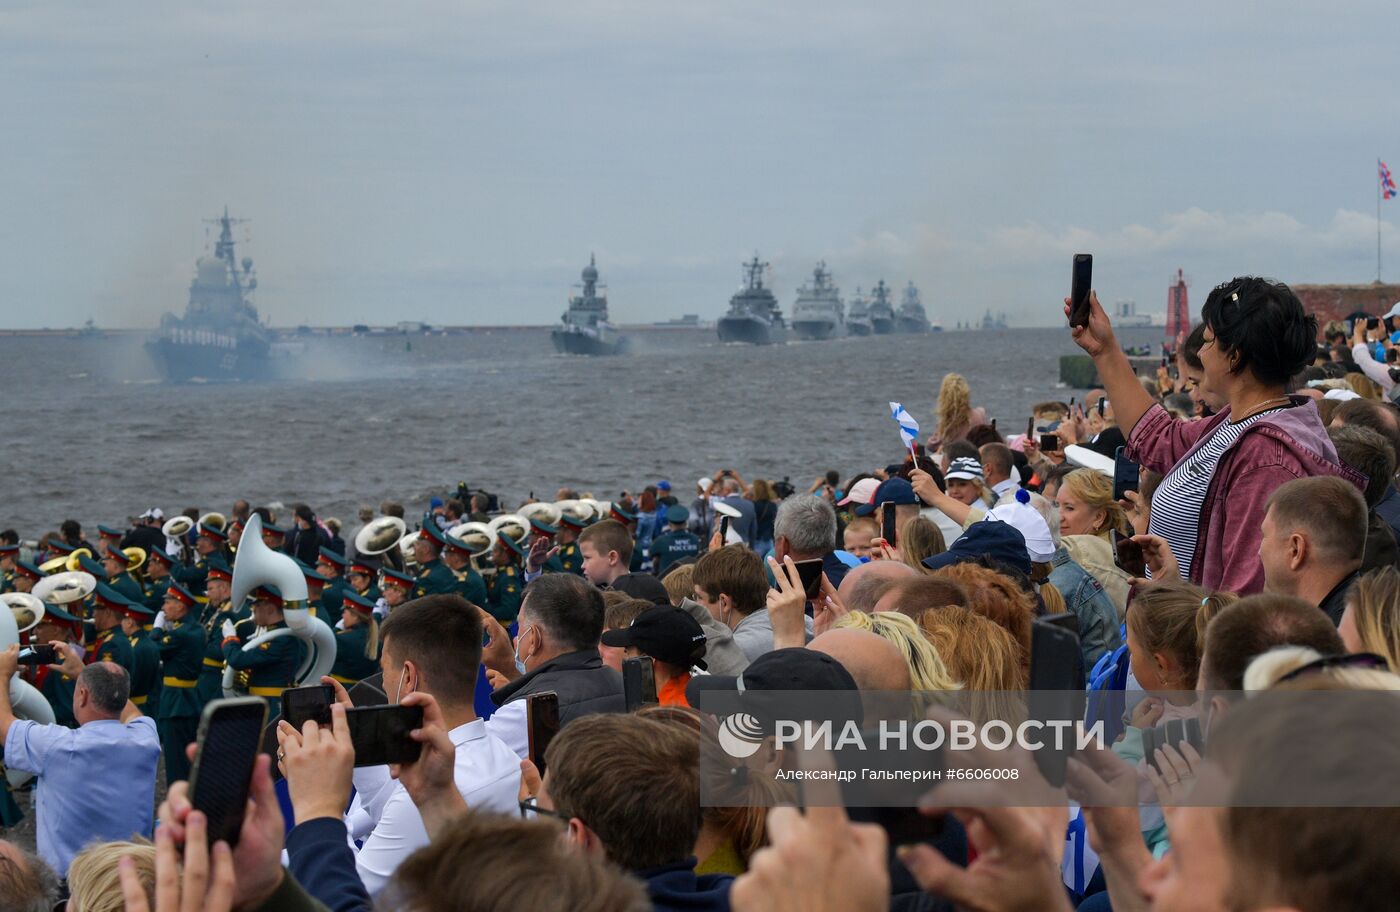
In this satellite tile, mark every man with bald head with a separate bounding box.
[837,560,919,614]
[808,628,912,691]
[0,646,160,872]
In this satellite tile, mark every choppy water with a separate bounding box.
[0,325,1161,535]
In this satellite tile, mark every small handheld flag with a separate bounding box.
[1383,160,1398,200]
[889,401,920,461]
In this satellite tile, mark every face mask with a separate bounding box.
[393,664,409,704]
[514,625,533,675]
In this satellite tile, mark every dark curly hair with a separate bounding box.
[1200,277,1317,386]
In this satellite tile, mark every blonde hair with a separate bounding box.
[898,517,946,571]
[835,610,960,691]
[662,563,696,607]
[1347,567,1400,670]
[1244,646,1400,692]
[936,373,973,441]
[1039,580,1066,615]
[68,839,155,912]
[1127,581,1236,688]
[1345,373,1384,401]
[918,606,1026,725]
[1059,469,1130,537]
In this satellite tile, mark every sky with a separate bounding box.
[3,1,1398,329]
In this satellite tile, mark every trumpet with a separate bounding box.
[222,514,337,698]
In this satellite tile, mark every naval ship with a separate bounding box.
[790,261,845,341]
[717,255,786,345]
[896,281,930,334]
[867,280,896,335]
[552,255,628,356]
[846,286,872,336]
[146,209,277,382]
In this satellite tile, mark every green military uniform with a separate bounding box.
[37,666,78,728]
[485,564,522,621]
[650,529,701,576]
[555,540,584,575]
[178,555,209,597]
[412,558,456,599]
[197,598,246,707]
[329,593,380,686]
[87,625,134,673]
[223,616,301,720]
[144,575,172,614]
[450,565,488,607]
[0,570,14,594]
[353,582,382,603]
[129,629,163,716]
[153,585,206,782]
[105,567,146,605]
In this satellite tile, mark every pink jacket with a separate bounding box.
[1125,398,1365,596]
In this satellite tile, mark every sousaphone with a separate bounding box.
[446,521,493,556]
[488,514,530,548]
[519,502,561,529]
[554,499,592,527]
[222,514,337,698]
[354,516,408,557]
[39,547,92,575]
[198,512,227,532]
[162,515,195,539]
[33,570,98,606]
[0,595,55,786]
[1,593,45,635]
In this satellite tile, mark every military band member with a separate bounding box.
[648,505,701,576]
[377,568,414,620]
[556,511,587,576]
[197,557,242,707]
[185,522,230,596]
[329,591,379,687]
[227,517,245,556]
[9,559,42,594]
[23,603,84,728]
[120,600,161,716]
[346,558,382,603]
[610,503,645,572]
[101,542,147,607]
[142,546,177,614]
[440,533,488,607]
[151,582,205,781]
[316,547,350,612]
[527,516,565,575]
[296,561,334,622]
[0,542,19,593]
[410,523,456,598]
[261,522,288,553]
[221,584,300,719]
[485,532,525,622]
[87,583,136,674]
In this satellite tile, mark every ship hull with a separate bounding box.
[146,335,273,383]
[717,316,784,345]
[791,319,842,341]
[870,316,895,335]
[897,317,929,334]
[847,321,872,336]
[551,328,627,356]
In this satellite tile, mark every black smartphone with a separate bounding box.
[1111,530,1147,579]
[526,692,561,776]
[1028,618,1085,787]
[1368,316,1381,330]
[346,704,424,767]
[1026,416,1034,439]
[1096,397,1106,418]
[188,697,270,847]
[347,673,388,708]
[1142,718,1205,776]
[622,656,658,711]
[281,684,335,731]
[1068,254,1093,328]
[1041,611,1080,636]
[792,558,824,600]
[1040,433,1060,452]
[718,515,731,543]
[881,504,898,548]
[17,644,59,666]
[1112,446,1140,502]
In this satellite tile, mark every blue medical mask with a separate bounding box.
[514,625,533,675]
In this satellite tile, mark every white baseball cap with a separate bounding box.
[697,477,714,492]
[838,477,881,507]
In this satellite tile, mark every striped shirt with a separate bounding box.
[1147,407,1285,581]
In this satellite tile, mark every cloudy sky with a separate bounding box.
[2,2,1397,329]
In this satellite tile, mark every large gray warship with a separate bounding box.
[846,286,872,336]
[867,280,896,335]
[552,255,628,356]
[789,261,845,341]
[146,209,279,382]
[896,281,930,334]
[717,255,786,345]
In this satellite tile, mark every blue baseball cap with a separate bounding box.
[921,520,1031,577]
[657,480,672,492]
[854,477,919,516]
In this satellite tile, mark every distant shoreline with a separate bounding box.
[0,323,1068,336]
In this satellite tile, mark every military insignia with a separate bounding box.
[258,642,270,650]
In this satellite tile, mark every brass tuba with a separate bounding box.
[354,516,407,556]
[1,593,45,635]
[0,596,55,786]
[33,570,97,605]
[222,514,337,698]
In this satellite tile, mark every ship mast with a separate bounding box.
[204,206,250,295]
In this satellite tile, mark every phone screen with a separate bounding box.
[792,558,824,600]
[1112,446,1140,502]
[1111,530,1147,579]
[189,698,270,847]
[17,644,59,666]
[622,656,658,711]
[1068,254,1093,328]
[718,515,731,544]
[1028,619,1085,787]
[1039,433,1060,452]
[1026,417,1034,439]
[281,684,335,731]
[881,505,898,548]
[347,704,424,767]
[1368,317,1381,330]
[527,692,561,776]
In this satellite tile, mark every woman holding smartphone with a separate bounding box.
[1069,276,1363,595]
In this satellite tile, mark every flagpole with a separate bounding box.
[1380,159,1384,284]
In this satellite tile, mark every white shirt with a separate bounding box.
[348,718,520,895]
[483,698,529,760]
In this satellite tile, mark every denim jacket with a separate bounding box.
[1048,546,1121,669]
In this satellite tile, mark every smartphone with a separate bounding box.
[346,704,424,767]
[1026,416,1034,439]
[881,504,898,548]
[17,644,59,666]
[1142,718,1205,776]
[622,656,658,711]
[1041,611,1080,636]
[281,684,335,731]
[1368,316,1381,330]
[1112,446,1140,502]
[526,692,561,776]
[1028,619,1086,787]
[188,697,270,847]
[1096,397,1106,418]
[792,558,825,600]
[347,674,388,708]
[718,515,731,544]
[1068,254,1093,328]
[1039,433,1060,452]
[1111,530,1147,579]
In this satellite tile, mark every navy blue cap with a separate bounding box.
[921,520,1031,577]
[429,496,445,510]
[665,504,689,524]
[854,477,919,516]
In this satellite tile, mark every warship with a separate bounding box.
[552,255,628,356]
[846,286,872,336]
[896,281,930,334]
[867,280,896,335]
[146,209,278,383]
[717,255,786,345]
[789,261,845,341]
